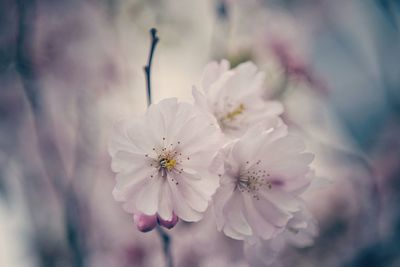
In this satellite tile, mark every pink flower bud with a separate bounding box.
[157,213,179,229]
[133,213,157,232]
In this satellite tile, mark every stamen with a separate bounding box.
[152,144,181,174]
[236,166,273,199]
[222,104,245,122]
[160,158,177,171]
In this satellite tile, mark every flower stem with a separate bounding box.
[143,28,173,267]
[144,28,159,106]
[156,225,174,267]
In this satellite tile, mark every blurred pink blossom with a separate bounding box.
[193,60,283,138]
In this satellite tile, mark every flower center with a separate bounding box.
[221,103,245,122]
[160,158,177,171]
[146,139,191,182]
[238,176,269,192]
[236,164,272,200]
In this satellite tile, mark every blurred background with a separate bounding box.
[0,0,399,266]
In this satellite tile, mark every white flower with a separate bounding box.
[109,98,221,222]
[244,205,318,267]
[213,117,314,240]
[193,60,283,138]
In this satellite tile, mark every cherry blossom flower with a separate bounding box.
[213,117,315,240]
[193,60,283,138]
[244,205,318,267]
[109,98,221,224]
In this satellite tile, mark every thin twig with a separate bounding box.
[156,226,173,267]
[144,28,159,106]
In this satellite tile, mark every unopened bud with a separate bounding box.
[157,213,179,229]
[134,213,157,232]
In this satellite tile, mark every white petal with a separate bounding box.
[242,194,277,240]
[222,192,252,239]
[192,86,209,111]
[136,176,163,215]
[261,190,300,213]
[119,118,158,151]
[162,99,192,144]
[223,61,260,99]
[112,166,154,201]
[173,173,209,212]
[201,60,230,91]
[265,153,314,178]
[145,102,167,145]
[207,70,235,102]
[168,174,203,222]
[111,150,147,173]
[177,116,220,154]
[158,179,173,221]
[264,135,307,155]
[121,198,138,213]
[264,100,284,115]
[231,131,269,166]
[253,194,292,227]
[213,182,235,231]
[108,119,148,156]
[223,223,249,240]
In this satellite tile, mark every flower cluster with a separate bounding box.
[109,60,318,265]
